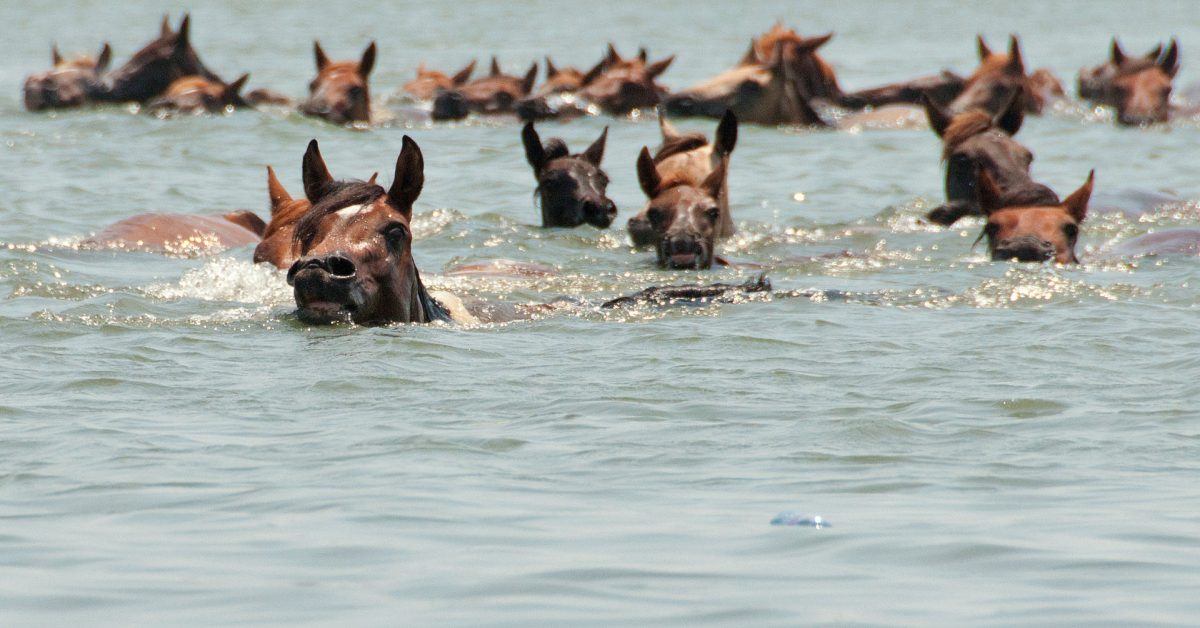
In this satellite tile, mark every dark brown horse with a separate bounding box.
[663,37,827,126]
[521,123,617,228]
[948,35,1061,115]
[976,169,1094,264]
[632,147,729,270]
[101,15,224,104]
[628,110,738,245]
[431,58,537,120]
[1080,39,1179,125]
[1078,39,1165,101]
[281,137,461,324]
[515,57,601,120]
[402,61,476,101]
[299,41,376,125]
[574,44,674,116]
[923,89,1060,226]
[23,44,112,111]
[146,74,250,114]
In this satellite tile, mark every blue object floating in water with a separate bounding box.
[771,512,832,528]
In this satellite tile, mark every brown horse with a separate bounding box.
[923,89,1060,226]
[840,71,966,109]
[83,211,265,255]
[516,57,607,120]
[102,15,224,104]
[1081,39,1179,125]
[522,123,617,228]
[628,110,738,245]
[949,35,1059,115]
[663,38,827,125]
[146,74,250,114]
[976,169,1094,264]
[281,136,468,324]
[574,44,674,116]
[23,44,112,111]
[750,23,845,103]
[402,61,476,101]
[431,58,537,120]
[299,41,376,125]
[1078,39,1165,102]
[632,147,729,270]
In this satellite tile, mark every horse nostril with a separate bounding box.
[325,255,356,278]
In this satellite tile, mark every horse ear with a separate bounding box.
[976,169,1003,215]
[638,47,648,63]
[636,147,661,198]
[795,32,834,55]
[766,40,787,70]
[646,55,674,79]
[1110,38,1127,65]
[177,14,190,46]
[582,126,608,166]
[359,42,377,78]
[302,139,334,202]
[714,109,738,157]
[51,45,63,66]
[544,56,559,78]
[922,93,952,137]
[388,136,424,215]
[451,60,475,85]
[227,73,250,99]
[1063,170,1094,224]
[1159,39,1180,77]
[1007,35,1025,75]
[993,85,1025,135]
[266,165,293,215]
[976,34,993,61]
[701,157,728,200]
[581,59,606,86]
[606,43,621,65]
[489,56,501,77]
[738,39,759,66]
[96,43,112,73]
[659,110,681,141]
[521,121,545,174]
[521,63,538,95]
[160,14,172,36]
[314,41,330,71]
[367,172,378,185]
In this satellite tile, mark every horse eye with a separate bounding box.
[1063,223,1079,239]
[738,80,763,95]
[348,85,364,97]
[705,207,720,223]
[647,207,668,226]
[383,223,409,244]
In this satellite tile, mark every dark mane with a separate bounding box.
[653,133,709,162]
[293,180,385,248]
[416,273,452,323]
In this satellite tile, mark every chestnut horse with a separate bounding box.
[949,35,1061,115]
[23,44,112,111]
[663,38,827,126]
[431,57,537,120]
[147,74,250,114]
[516,56,602,120]
[976,169,1094,264]
[521,123,617,228]
[922,89,1059,226]
[83,211,265,255]
[632,148,729,269]
[628,110,738,245]
[402,61,476,101]
[1078,38,1164,102]
[1080,39,1179,125]
[102,15,224,104]
[573,44,674,116]
[299,41,376,125]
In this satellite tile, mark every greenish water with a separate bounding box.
[3,1,1200,625]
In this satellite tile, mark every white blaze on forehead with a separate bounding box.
[334,203,372,219]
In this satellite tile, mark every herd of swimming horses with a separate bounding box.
[21,16,1196,324]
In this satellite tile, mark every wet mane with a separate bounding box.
[653,133,708,162]
[293,180,385,248]
[941,110,995,158]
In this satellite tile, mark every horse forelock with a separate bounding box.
[653,133,709,162]
[293,180,386,248]
[941,111,995,157]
